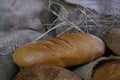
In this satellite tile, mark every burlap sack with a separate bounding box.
[0,53,19,80]
[65,0,120,15]
[0,0,50,80]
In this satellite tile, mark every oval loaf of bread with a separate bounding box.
[13,33,105,67]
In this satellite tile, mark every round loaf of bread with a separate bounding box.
[13,65,82,80]
[104,28,120,55]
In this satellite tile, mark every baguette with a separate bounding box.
[13,33,105,67]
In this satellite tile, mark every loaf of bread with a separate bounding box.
[104,28,120,55]
[73,57,120,80]
[13,64,82,80]
[13,33,105,67]
[92,60,120,80]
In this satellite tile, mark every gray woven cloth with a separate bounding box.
[0,53,18,80]
[65,0,120,15]
[56,0,120,39]
[73,56,120,80]
[0,0,49,80]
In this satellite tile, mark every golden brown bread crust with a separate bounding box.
[92,60,120,80]
[13,65,82,80]
[13,33,105,67]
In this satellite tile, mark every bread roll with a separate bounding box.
[13,33,105,67]
[13,65,82,80]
